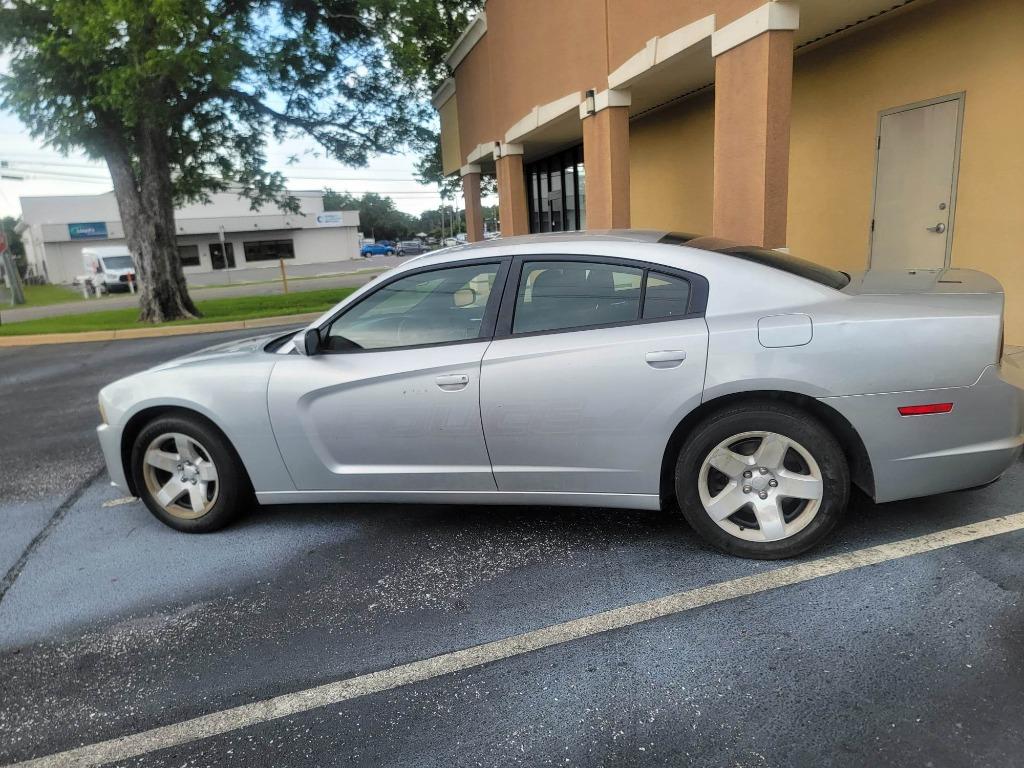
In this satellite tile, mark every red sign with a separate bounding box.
[0,230,7,254]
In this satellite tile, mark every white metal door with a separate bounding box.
[870,95,962,270]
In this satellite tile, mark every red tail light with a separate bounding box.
[898,403,953,416]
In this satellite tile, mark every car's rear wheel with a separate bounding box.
[674,402,849,559]
[131,415,249,532]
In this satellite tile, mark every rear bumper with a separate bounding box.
[822,353,1024,503]
[97,423,129,492]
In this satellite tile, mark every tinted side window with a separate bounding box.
[643,272,691,319]
[513,261,643,334]
[326,263,499,350]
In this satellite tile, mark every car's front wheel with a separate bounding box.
[674,402,849,559]
[130,414,249,532]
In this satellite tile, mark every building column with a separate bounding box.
[495,144,530,236]
[711,3,798,248]
[461,165,484,242]
[580,90,631,229]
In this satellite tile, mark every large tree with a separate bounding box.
[0,0,429,321]
[366,1,493,200]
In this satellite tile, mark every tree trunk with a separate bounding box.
[104,120,200,323]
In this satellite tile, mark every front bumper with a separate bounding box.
[822,354,1024,503]
[97,423,129,492]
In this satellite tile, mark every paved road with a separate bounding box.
[1,332,1022,767]
[0,255,403,324]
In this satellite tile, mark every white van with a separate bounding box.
[82,246,136,293]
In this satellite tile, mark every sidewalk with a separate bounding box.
[0,256,398,324]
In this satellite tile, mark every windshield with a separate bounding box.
[661,233,850,290]
[100,255,134,270]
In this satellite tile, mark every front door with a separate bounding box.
[268,260,505,492]
[210,242,236,269]
[480,259,709,497]
[870,95,963,270]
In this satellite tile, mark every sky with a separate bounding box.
[0,107,461,219]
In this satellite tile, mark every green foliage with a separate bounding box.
[1,216,25,258]
[1,216,27,277]
[0,0,432,210]
[0,286,358,336]
[367,0,486,199]
[367,0,483,94]
[323,189,420,240]
[412,132,495,200]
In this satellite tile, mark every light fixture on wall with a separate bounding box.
[585,89,596,116]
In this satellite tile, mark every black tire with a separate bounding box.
[674,401,849,560]
[130,414,250,533]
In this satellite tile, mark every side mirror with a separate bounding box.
[303,328,321,356]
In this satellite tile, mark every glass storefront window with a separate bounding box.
[548,167,563,232]
[577,162,586,231]
[564,165,576,233]
[525,145,584,233]
[530,171,541,234]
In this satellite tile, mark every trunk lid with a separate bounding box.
[842,267,1005,371]
[841,268,1003,296]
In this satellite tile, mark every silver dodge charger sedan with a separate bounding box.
[97,231,1024,558]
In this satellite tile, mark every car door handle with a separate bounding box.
[436,374,470,391]
[645,350,686,369]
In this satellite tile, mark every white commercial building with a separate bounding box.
[18,189,360,284]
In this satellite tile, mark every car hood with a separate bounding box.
[146,331,285,372]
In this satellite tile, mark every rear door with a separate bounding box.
[479,257,709,496]
[268,259,507,492]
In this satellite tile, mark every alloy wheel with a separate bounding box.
[697,430,824,543]
[141,432,219,520]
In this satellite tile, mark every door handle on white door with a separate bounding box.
[926,222,946,233]
[436,373,470,391]
[645,350,687,369]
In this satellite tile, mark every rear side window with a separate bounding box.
[643,272,691,319]
[514,261,643,334]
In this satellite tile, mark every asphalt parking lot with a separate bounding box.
[1,330,1023,767]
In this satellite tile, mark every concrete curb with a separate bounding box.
[0,312,320,348]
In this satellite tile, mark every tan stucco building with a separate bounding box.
[434,0,1024,343]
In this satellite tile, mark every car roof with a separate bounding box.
[444,229,670,253]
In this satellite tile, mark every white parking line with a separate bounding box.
[10,511,1024,768]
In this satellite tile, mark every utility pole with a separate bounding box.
[218,225,231,285]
